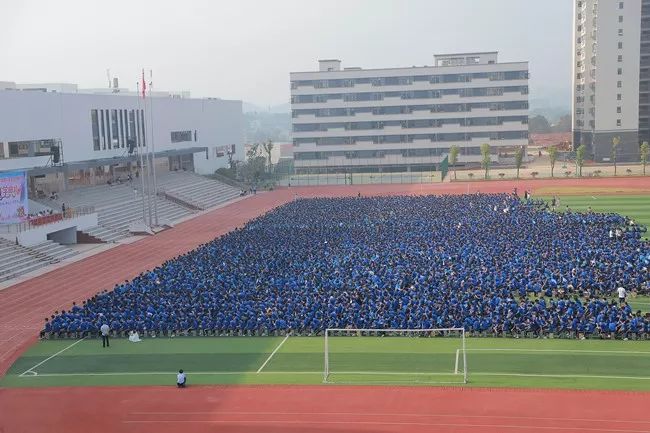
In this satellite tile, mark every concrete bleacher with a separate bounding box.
[155,171,241,210]
[0,238,78,282]
[39,182,193,239]
[34,171,240,241]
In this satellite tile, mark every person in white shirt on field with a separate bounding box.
[177,369,186,388]
[617,286,627,304]
[100,322,110,348]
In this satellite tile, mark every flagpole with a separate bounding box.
[148,69,159,226]
[136,81,148,226]
[141,69,154,227]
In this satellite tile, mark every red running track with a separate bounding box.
[1,177,649,433]
[2,385,650,433]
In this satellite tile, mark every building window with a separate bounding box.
[617,81,622,88]
[105,110,111,149]
[617,107,622,113]
[619,15,623,23]
[120,109,126,148]
[618,55,623,62]
[617,93,622,100]
[618,29,623,36]
[618,42,623,49]
[619,1,624,8]
[618,68,623,75]
[91,110,100,151]
[128,110,136,145]
[171,130,192,143]
[110,110,119,149]
[140,110,146,146]
[617,119,622,126]
[100,110,106,150]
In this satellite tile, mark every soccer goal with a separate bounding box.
[324,327,467,385]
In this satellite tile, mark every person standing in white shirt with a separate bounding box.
[616,286,627,304]
[100,323,110,348]
[177,369,186,388]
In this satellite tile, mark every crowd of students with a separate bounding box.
[43,193,650,339]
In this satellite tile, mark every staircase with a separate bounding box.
[0,238,78,282]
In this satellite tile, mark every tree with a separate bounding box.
[640,141,649,176]
[514,146,524,179]
[449,145,460,180]
[576,144,586,177]
[529,115,551,134]
[246,142,260,161]
[480,143,491,179]
[261,139,274,172]
[239,156,266,183]
[548,145,558,178]
[611,136,620,176]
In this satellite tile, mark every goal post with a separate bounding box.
[324,327,467,385]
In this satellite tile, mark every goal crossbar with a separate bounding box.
[324,327,468,384]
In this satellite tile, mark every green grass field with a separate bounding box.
[3,336,650,391]
[539,195,650,238]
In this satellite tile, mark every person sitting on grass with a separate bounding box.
[177,369,186,388]
[128,330,141,343]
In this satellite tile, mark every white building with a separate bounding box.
[572,0,649,161]
[290,53,529,173]
[0,81,243,192]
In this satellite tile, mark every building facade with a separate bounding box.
[572,0,646,162]
[0,82,243,191]
[290,53,529,173]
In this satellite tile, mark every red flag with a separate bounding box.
[141,69,146,98]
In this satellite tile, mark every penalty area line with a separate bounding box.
[19,337,86,377]
[257,333,290,373]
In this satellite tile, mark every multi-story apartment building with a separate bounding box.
[572,0,648,162]
[290,53,529,173]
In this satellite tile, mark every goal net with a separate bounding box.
[324,328,467,384]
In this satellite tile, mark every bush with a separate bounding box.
[498,173,505,179]
[531,171,539,178]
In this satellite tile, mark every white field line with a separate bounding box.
[120,419,649,432]
[465,348,650,355]
[256,333,290,373]
[19,337,86,377]
[16,370,650,381]
[127,411,650,425]
[472,372,650,380]
[18,371,320,377]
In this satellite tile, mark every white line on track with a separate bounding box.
[127,411,650,425]
[18,337,86,377]
[120,419,649,432]
[256,333,290,373]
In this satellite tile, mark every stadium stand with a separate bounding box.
[43,194,650,339]
[0,238,78,282]
[155,171,241,210]
[36,173,240,240]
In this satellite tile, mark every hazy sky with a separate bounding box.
[1,0,572,108]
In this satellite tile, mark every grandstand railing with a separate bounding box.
[0,206,96,233]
